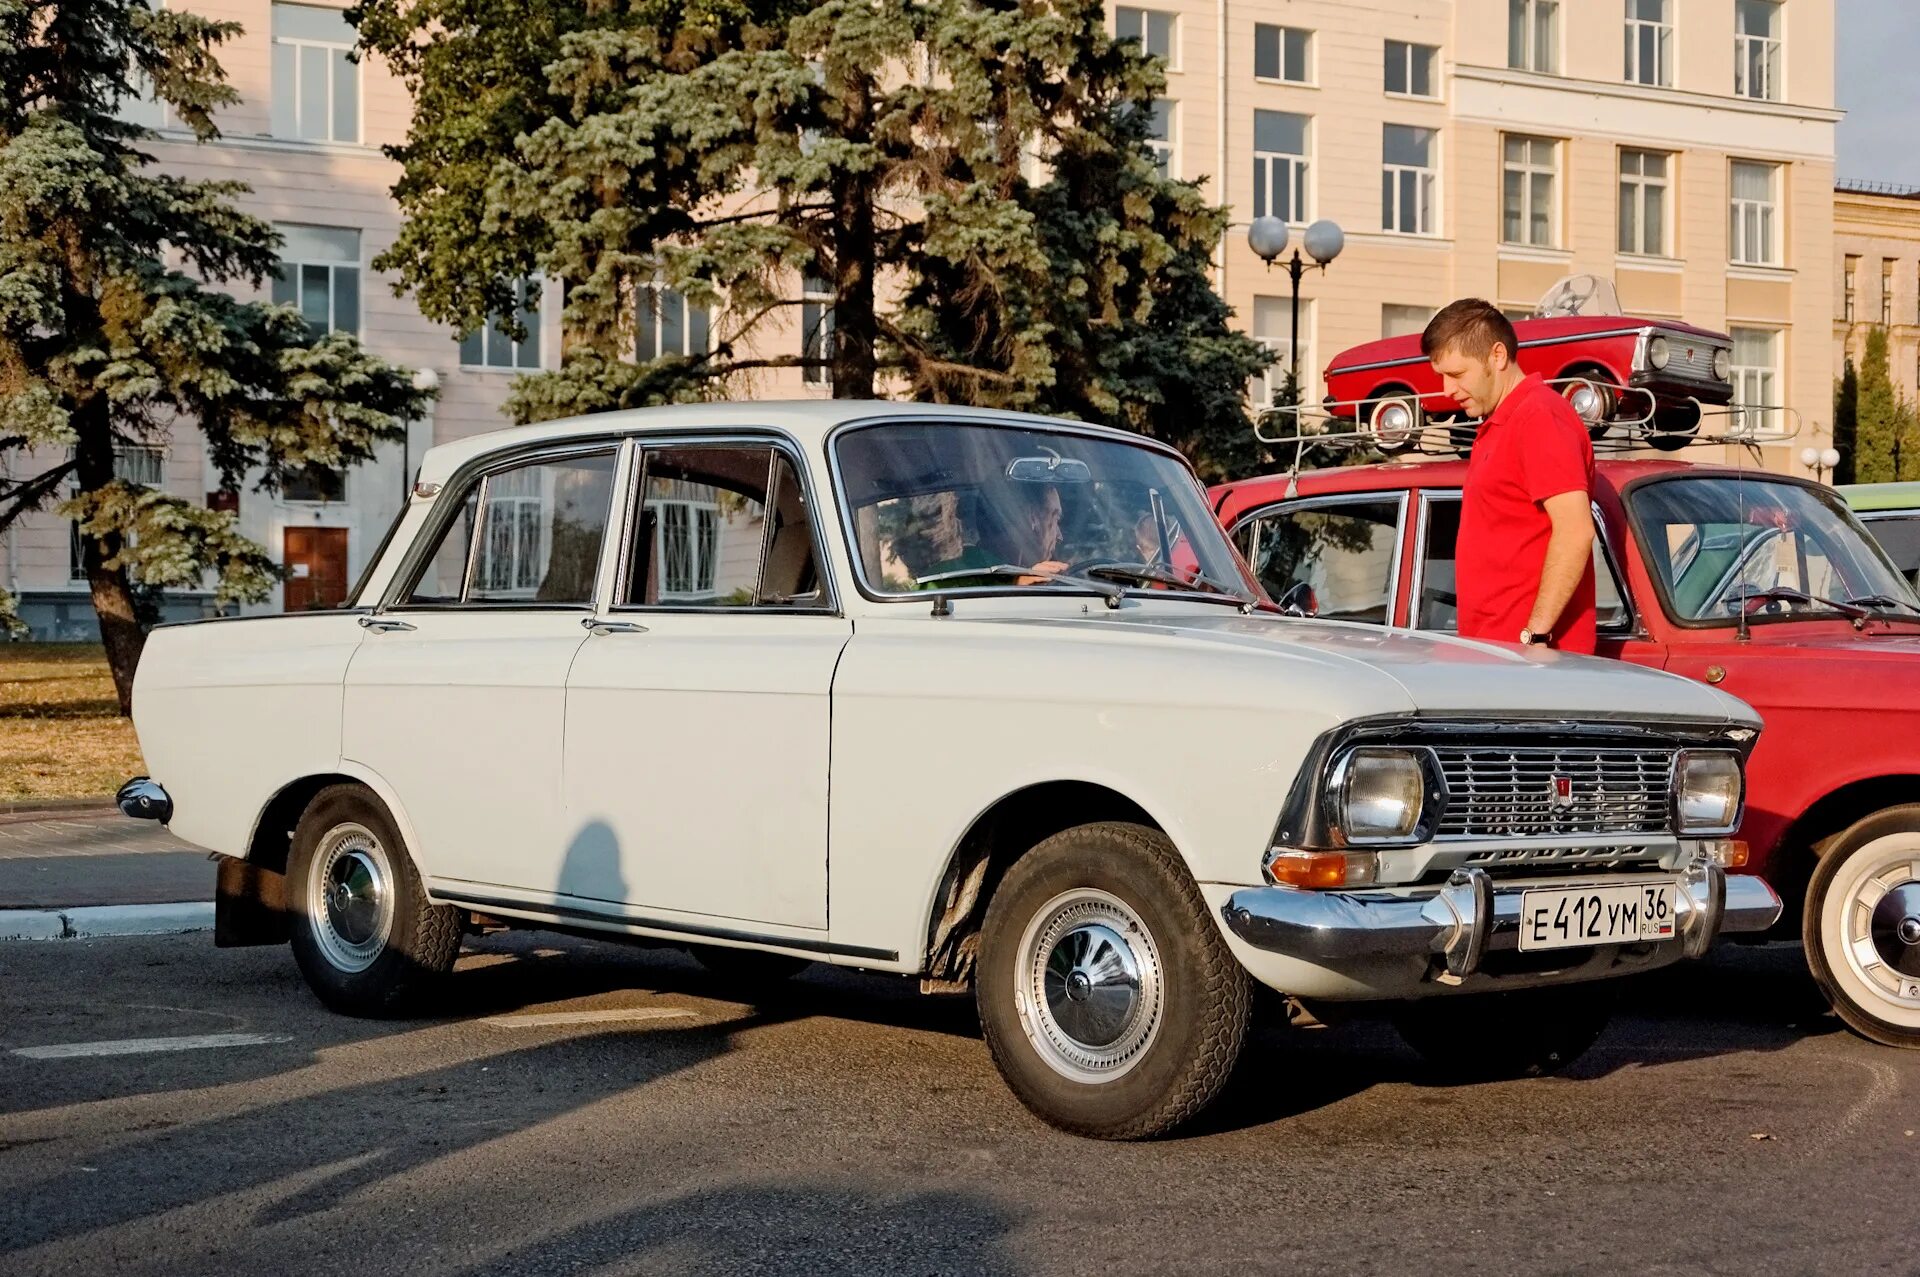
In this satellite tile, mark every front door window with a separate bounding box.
[1418,495,1630,633]
[1234,498,1403,622]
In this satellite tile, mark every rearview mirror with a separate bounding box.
[1007,455,1092,484]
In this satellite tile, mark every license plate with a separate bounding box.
[1518,881,1677,952]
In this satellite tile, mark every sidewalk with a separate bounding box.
[0,813,211,909]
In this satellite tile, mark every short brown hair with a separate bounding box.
[1421,299,1518,362]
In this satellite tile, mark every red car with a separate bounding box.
[1211,457,1920,1048]
[1319,277,1734,452]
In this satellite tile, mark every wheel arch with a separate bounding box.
[244,764,421,877]
[918,780,1171,991]
[1769,774,1920,921]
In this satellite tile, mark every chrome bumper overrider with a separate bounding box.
[116,776,173,823]
[1221,865,1781,980]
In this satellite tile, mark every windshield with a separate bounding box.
[1534,274,1623,319]
[833,421,1257,601]
[1628,475,1920,623]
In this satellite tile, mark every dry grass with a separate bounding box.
[0,644,146,800]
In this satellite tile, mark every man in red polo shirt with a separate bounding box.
[1422,299,1597,653]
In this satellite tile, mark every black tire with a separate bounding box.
[1804,804,1920,1049]
[1391,983,1614,1081]
[1647,401,1702,451]
[975,822,1251,1140]
[690,945,812,985]
[287,785,462,1016]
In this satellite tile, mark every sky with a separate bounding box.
[1835,0,1920,187]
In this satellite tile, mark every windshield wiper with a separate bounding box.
[1726,585,1870,620]
[916,564,1126,607]
[1844,592,1920,615]
[1083,562,1257,610]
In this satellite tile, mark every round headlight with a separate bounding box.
[1336,748,1426,843]
[1712,347,1732,381]
[1676,750,1743,834]
[1646,335,1671,370]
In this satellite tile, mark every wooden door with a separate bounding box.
[284,527,349,611]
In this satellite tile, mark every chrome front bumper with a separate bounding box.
[1221,865,1780,981]
[116,776,173,824]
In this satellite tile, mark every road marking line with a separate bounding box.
[11,1032,292,1060]
[481,1008,696,1029]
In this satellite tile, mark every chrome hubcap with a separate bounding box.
[307,823,394,975]
[1016,890,1163,1083]
[1868,883,1920,979]
[1832,840,1920,1015]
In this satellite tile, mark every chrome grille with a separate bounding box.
[1460,845,1662,874]
[1434,747,1674,839]
[1653,334,1726,387]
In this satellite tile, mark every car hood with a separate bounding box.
[970,608,1755,726]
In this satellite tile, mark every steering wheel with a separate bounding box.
[1276,581,1319,617]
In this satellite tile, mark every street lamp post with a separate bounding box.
[1246,217,1345,389]
[1799,444,1841,484]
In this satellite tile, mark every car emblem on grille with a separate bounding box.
[1550,775,1575,809]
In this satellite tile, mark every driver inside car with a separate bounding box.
[920,483,1069,586]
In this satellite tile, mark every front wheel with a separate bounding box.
[1805,805,1920,1049]
[1391,983,1614,1081]
[288,785,462,1016]
[975,822,1251,1140]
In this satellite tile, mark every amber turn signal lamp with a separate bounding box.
[1265,850,1379,889]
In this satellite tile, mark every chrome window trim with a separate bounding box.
[1409,490,1634,637]
[380,438,625,613]
[823,413,1256,607]
[608,432,843,617]
[1228,490,1409,628]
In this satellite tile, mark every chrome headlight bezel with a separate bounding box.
[1711,347,1732,381]
[1326,747,1441,847]
[1645,335,1672,371]
[1674,749,1744,835]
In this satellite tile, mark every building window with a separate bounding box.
[1844,255,1859,322]
[1885,259,1898,328]
[637,285,711,361]
[1115,7,1178,68]
[69,446,165,580]
[1385,41,1438,98]
[1735,0,1783,101]
[801,274,833,387]
[1729,161,1781,266]
[1618,149,1671,256]
[1253,111,1310,224]
[1382,304,1435,339]
[284,466,345,502]
[1508,0,1558,74]
[1382,125,1436,236]
[1502,135,1558,248]
[1144,101,1176,177]
[1623,0,1671,87]
[458,277,542,370]
[1254,25,1312,83]
[270,3,360,144]
[1249,296,1309,408]
[271,224,360,337]
[1730,327,1779,433]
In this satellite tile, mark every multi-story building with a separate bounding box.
[3,0,1841,637]
[1834,182,1920,405]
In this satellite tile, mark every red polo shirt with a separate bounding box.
[1456,373,1597,653]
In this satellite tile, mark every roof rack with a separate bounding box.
[1255,376,1800,461]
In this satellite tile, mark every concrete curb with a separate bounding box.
[0,902,213,941]
[0,800,120,825]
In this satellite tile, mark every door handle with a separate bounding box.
[357,615,417,633]
[582,616,649,636]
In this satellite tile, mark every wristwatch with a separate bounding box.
[1519,628,1551,647]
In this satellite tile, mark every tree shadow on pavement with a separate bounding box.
[443,1181,1027,1277]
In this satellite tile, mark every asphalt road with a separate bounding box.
[0,815,207,908]
[0,932,1914,1276]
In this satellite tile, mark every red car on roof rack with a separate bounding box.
[1302,276,1743,454]
[1210,453,1920,1050]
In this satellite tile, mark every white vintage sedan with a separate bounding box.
[121,402,1780,1138]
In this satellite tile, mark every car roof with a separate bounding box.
[412,400,1160,486]
[1838,481,1920,513]
[1209,456,1804,511]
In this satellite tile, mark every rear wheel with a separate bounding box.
[1557,364,1620,442]
[288,786,462,1016]
[1391,983,1614,1081]
[1805,805,1920,1049]
[1359,385,1421,453]
[976,822,1251,1139]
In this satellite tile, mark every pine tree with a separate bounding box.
[352,0,1273,480]
[0,0,431,710]
[1833,358,1859,486]
[1853,327,1918,483]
